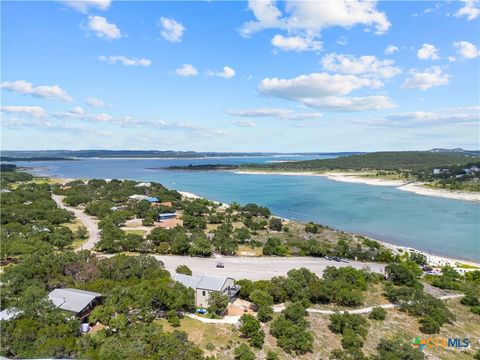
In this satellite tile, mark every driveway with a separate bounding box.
[52,194,100,251]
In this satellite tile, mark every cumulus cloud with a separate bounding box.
[241,0,390,52]
[258,72,394,111]
[321,53,401,79]
[159,17,185,42]
[417,43,440,60]
[86,15,121,40]
[402,66,450,90]
[69,106,85,115]
[455,0,480,20]
[1,105,47,118]
[86,97,105,107]
[207,66,236,79]
[453,41,479,59]
[175,64,198,77]
[271,34,321,52]
[232,119,256,127]
[226,108,323,120]
[1,80,73,101]
[99,55,151,66]
[384,45,399,55]
[61,0,111,13]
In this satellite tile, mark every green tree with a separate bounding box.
[208,292,229,316]
[269,218,283,231]
[234,343,255,360]
[175,265,192,276]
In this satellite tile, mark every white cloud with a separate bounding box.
[159,17,185,42]
[455,0,480,20]
[232,119,256,127]
[241,0,390,51]
[86,15,121,40]
[1,80,73,101]
[99,55,151,67]
[383,110,479,126]
[175,64,198,77]
[86,97,105,107]
[91,113,112,122]
[321,53,401,78]
[402,66,450,90]
[417,43,440,60]
[453,41,479,59]
[385,45,399,55]
[226,108,322,120]
[69,106,85,115]
[207,66,236,79]
[300,96,395,111]
[61,0,111,13]
[258,72,394,111]
[271,34,321,52]
[1,105,47,118]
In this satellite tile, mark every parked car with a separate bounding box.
[216,262,224,268]
[325,256,332,260]
[333,257,341,262]
[340,258,349,263]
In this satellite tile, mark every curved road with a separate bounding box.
[52,194,100,251]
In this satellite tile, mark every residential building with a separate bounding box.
[47,288,102,318]
[173,273,240,308]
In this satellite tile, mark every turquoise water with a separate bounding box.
[19,156,480,261]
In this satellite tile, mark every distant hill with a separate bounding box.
[0,150,361,160]
[250,151,480,171]
[429,148,480,156]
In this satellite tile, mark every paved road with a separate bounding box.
[152,255,386,281]
[52,194,100,251]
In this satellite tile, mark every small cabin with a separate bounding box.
[48,288,102,319]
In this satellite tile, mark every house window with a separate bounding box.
[202,291,206,296]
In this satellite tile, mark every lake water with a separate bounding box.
[18,156,480,261]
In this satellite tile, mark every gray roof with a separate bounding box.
[0,308,21,321]
[173,273,202,289]
[173,273,232,292]
[48,288,101,314]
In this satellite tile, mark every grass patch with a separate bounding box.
[124,229,146,236]
[236,245,262,256]
[154,317,246,357]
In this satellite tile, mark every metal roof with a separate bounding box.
[197,275,230,291]
[0,308,21,321]
[173,273,232,292]
[173,273,202,289]
[48,288,101,314]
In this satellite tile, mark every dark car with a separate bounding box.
[216,263,224,268]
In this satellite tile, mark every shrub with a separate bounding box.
[369,307,387,321]
[175,264,192,276]
[234,344,255,360]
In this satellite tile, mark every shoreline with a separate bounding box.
[234,170,480,203]
[20,169,480,267]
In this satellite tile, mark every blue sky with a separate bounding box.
[1,0,479,152]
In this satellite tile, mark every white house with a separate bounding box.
[173,273,240,308]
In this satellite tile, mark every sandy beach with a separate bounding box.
[372,237,480,269]
[235,170,480,202]
[398,182,480,202]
